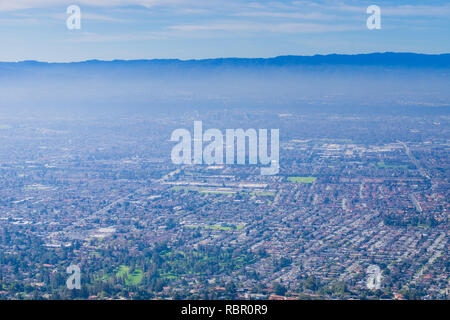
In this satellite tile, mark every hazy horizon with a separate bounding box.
[1,1,450,62]
[1,51,450,64]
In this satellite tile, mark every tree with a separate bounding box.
[273,282,287,296]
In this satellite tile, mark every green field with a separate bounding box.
[200,190,235,195]
[207,225,234,231]
[115,265,143,285]
[251,191,276,196]
[156,249,257,278]
[287,176,317,183]
[172,186,195,192]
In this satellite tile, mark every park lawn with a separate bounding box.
[251,191,276,196]
[200,190,235,195]
[206,225,234,231]
[115,265,144,286]
[288,176,317,183]
[172,186,193,192]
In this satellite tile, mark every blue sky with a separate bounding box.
[0,0,449,62]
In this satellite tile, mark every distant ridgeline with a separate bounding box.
[2,52,450,68]
[0,53,449,116]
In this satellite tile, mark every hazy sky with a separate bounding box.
[0,0,449,62]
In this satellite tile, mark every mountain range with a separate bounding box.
[0,53,449,117]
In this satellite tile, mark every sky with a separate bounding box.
[0,0,449,62]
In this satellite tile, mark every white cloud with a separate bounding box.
[66,31,168,42]
[233,11,336,21]
[2,0,449,20]
[168,21,359,33]
[382,5,450,17]
[0,0,186,11]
